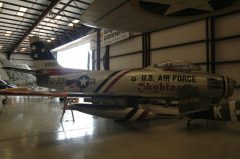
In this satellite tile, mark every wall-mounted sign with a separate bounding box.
[101,30,129,47]
[90,30,130,50]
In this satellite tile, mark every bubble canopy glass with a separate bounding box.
[149,60,202,71]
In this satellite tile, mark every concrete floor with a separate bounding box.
[0,97,240,159]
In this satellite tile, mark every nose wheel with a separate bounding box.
[2,99,7,104]
[2,96,8,104]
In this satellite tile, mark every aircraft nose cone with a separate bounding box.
[227,77,236,97]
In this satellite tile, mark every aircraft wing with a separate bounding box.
[179,108,210,116]
[2,67,37,75]
[0,89,177,101]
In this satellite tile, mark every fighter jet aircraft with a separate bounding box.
[0,58,36,87]
[0,36,238,126]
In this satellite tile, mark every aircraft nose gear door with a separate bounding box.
[178,85,208,127]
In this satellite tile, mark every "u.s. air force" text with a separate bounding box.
[141,75,196,83]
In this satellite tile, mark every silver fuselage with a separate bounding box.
[36,68,234,101]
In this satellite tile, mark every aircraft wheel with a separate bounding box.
[2,99,7,105]
[59,97,64,103]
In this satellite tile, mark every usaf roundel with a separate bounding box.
[77,75,90,88]
[139,0,237,16]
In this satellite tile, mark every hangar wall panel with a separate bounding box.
[100,47,106,59]
[214,12,240,97]
[198,64,207,71]
[151,20,205,49]
[100,47,106,70]
[216,64,240,85]
[215,13,240,38]
[151,43,206,64]
[110,54,142,70]
[100,60,104,70]
[109,36,141,57]
[215,38,240,62]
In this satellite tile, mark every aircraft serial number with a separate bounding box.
[47,78,67,84]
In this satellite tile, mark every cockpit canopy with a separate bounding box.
[149,60,202,72]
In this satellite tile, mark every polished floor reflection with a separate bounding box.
[0,97,240,159]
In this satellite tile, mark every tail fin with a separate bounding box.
[29,36,55,61]
[29,36,62,72]
[29,36,82,76]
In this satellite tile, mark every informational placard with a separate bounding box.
[101,30,129,47]
[90,30,130,50]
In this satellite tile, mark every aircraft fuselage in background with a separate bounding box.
[37,68,235,102]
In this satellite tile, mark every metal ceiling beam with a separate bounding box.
[75,0,91,5]
[1,6,41,17]
[0,16,33,25]
[35,27,65,33]
[20,0,83,18]
[0,25,28,31]
[19,0,48,7]
[0,31,24,35]
[0,37,20,40]
[53,8,81,16]
[8,0,61,58]
[0,1,46,12]
[0,30,23,36]
[0,21,29,28]
[59,2,86,11]
[1,9,81,27]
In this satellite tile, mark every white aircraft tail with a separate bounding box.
[29,36,62,72]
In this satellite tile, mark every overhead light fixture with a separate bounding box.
[47,40,51,43]
[19,7,27,12]
[0,45,3,49]
[17,7,27,16]
[17,12,24,16]
[68,23,73,27]
[21,48,26,51]
[50,37,55,40]
[72,19,79,23]
[55,15,62,19]
[5,31,12,36]
[0,2,3,8]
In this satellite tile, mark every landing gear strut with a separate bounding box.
[187,119,192,128]
[60,97,75,122]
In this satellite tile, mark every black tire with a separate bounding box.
[2,99,7,104]
[59,97,64,103]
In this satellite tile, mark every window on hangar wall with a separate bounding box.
[52,34,93,70]
[57,42,91,70]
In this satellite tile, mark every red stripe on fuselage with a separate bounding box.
[37,69,82,75]
[103,70,131,93]
[137,111,149,120]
